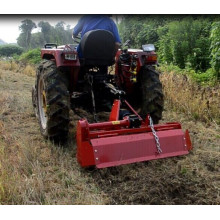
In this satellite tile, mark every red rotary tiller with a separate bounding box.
[77,99,192,168]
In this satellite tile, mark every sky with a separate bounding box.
[0,15,121,44]
[0,0,218,44]
[0,15,80,43]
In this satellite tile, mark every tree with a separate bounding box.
[18,19,37,49]
[157,17,212,71]
[38,21,52,43]
[30,32,45,48]
[17,33,27,48]
[119,15,217,73]
[54,21,67,45]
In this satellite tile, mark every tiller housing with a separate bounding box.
[77,100,192,168]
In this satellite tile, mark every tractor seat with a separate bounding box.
[80,30,115,66]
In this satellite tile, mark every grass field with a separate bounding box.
[0,63,219,204]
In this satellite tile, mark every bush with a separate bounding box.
[157,17,211,71]
[158,64,217,85]
[210,22,220,78]
[0,44,24,57]
[191,68,217,84]
[18,48,41,64]
[119,15,219,82]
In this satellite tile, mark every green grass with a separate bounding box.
[18,48,41,65]
[158,64,218,85]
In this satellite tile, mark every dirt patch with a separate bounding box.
[0,67,219,204]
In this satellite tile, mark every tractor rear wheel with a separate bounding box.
[34,60,70,141]
[139,65,164,124]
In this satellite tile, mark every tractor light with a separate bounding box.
[146,54,157,62]
[64,53,77,60]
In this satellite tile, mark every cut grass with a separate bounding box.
[0,69,107,204]
[0,60,35,77]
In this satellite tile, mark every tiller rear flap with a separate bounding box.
[76,100,192,168]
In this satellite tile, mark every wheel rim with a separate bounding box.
[38,76,47,130]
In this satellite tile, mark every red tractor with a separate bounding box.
[32,30,192,168]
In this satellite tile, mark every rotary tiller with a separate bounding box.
[77,99,192,168]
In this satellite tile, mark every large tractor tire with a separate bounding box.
[32,60,70,141]
[139,65,164,124]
